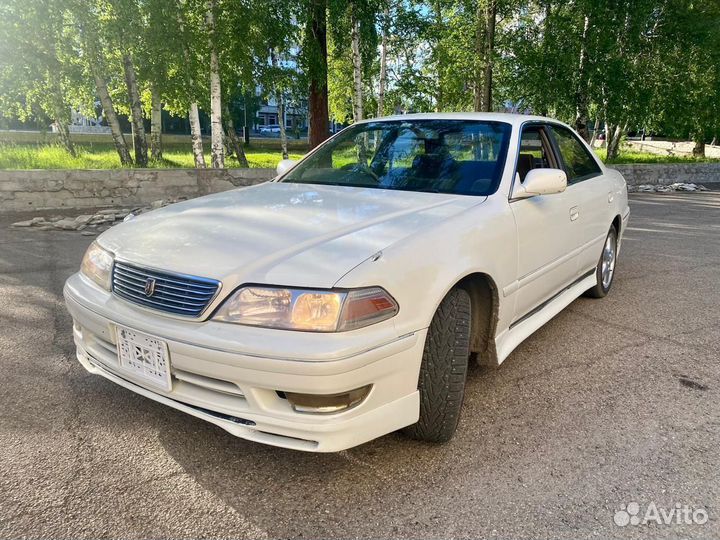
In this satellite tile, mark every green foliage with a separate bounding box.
[1,0,719,168]
[327,35,355,123]
[0,0,88,124]
[381,1,435,113]
[643,0,720,143]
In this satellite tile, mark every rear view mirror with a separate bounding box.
[276,159,298,176]
[512,168,567,199]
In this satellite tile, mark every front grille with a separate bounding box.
[112,261,220,317]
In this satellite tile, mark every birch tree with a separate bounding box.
[326,0,378,124]
[644,0,720,158]
[350,2,364,121]
[122,53,149,166]
[80,20,132,165]
[377,2,390,117]
[150,86,163,160]
[138,0,183,163]
[0,0,79,155]
[222,101,249,166]
[205,0,224,168]
[171,0,206,168]
[97,0,150,166]
[573,13,591,141]
[270,50,290,159]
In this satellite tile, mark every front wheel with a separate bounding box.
[402,288,471,443]
[585,225,618,298]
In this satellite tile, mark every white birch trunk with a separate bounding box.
[278,95,288,159]
[150,86,163,161]
[377,4,389,117]
[53,116,75,157]
[122,53,148,166]
[589,116,601,147]
[50,74,76,157]
[271,50,289,159]
[574,15,591,141]
[606,123,624,161]
[351,8,364,122]
[94,72,132,165]
[222,101,248,167]
[175,0,205,167]
[188,102,206,168]
[206,0,224,168]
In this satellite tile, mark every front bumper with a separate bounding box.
[64,273,424,452]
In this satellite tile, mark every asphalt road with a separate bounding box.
[1,192,719,539]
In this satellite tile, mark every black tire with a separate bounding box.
[585,225,618,298]
[402,288,471,443]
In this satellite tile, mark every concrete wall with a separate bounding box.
[1,163,718,212]
[611,163,720,187]
[0,168,275,212]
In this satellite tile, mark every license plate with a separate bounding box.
[115,325,172,391]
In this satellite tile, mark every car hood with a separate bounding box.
[99,182,484,289]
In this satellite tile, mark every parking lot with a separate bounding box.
[1,192,718,539]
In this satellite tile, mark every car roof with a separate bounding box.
[356,112,572,130]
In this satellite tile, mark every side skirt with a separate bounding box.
[493,271,597,365]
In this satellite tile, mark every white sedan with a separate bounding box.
[64,113,630,452]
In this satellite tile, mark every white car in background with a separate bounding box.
[64,113,630,452]
[259,124,282,134]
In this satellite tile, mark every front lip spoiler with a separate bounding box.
[88,354,257,426]
[182,402,256,426]
[79,353,322,451]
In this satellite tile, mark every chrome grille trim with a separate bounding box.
[112,261,221,317]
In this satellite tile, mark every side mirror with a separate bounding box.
[276,159,298,176]
[512,168,567,199]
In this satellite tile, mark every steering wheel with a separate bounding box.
[340,162,380,184]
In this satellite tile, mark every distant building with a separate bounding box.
[53,106,111,134]
[255,96,307,132]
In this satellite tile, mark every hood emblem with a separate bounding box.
[144,278,156,297]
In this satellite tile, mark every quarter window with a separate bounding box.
[551,126,602,183]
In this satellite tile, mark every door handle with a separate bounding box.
[569,206,580,221]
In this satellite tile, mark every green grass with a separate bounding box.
[594,147,720,164]
[0,142,304,170]
[1,141,718,170]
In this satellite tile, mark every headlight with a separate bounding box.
[214,286,398,332]
[80,241,114,291]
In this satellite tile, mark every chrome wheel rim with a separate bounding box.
[601,232,617,289]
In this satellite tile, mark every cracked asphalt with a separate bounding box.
[0,192,719,539]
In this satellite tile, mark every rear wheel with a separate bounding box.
[402,288,471,443]
[585,225,618,298]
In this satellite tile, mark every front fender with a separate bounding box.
[334,194,517,339]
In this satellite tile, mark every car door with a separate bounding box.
[548,125,609,275]
[508,123,584,324]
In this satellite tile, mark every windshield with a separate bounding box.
[281,120,512,196]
